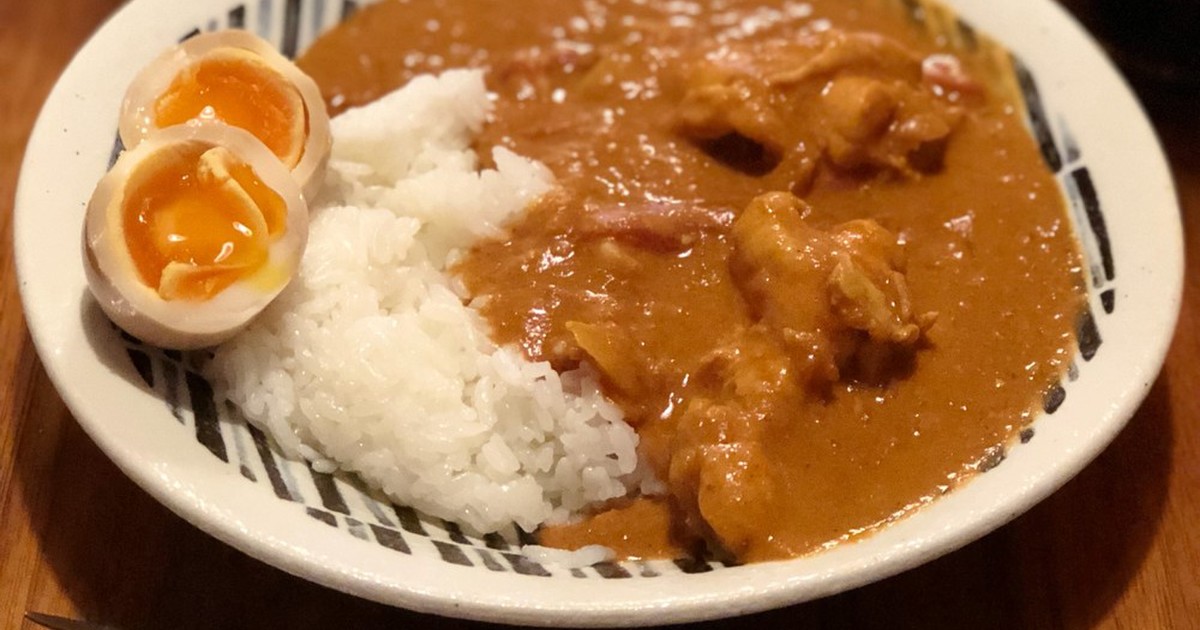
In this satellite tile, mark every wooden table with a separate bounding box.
[2,1,1197,628]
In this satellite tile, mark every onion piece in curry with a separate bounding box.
[299,0,1084,563]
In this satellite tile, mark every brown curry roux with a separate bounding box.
[299,0,1083,563]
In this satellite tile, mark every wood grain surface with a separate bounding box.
[2,1,1197,628]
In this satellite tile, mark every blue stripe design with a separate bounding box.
[371,524,412,554]
[309,469,350,514]
[1013,55,1063,173]
[311,0,326,42]
[502,552,551,577]
[1071,167,1115,282]
[306,507,337,527]
[228,5,246,28]
[257,0,274,39]
[593,562,632,579]
[1076,307,1103,361]
[443,520,471,544]
[345,516,370,540]
[161,360,183,422]
[281,0,302,58]
[392,505,428,535]
[107,136,125,169]
[347,478,396,526]
[222,402,257,483]
[1043,383,1067,414]
[483,532,510,550]
[247,423,296,501]
[475,548,507,571]
[433,541,473,566]
[127,349,153,387]
[186,370,227,462]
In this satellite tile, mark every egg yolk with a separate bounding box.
[122,142,288,301]
[154,48,307,169]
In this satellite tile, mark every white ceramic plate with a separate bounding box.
[15,0,1182,625]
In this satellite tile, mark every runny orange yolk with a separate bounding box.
[154,49,307,169]
[122,142,288,301]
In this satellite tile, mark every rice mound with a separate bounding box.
[209,70,639,534]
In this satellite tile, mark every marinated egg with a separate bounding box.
[119,30,331,200]
[84,122,308,349]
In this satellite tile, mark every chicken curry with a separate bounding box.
[299,0,1083,563]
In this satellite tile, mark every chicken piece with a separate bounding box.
[730,192,932,386]
[766,31,923,85]
[829,253,920,343]
[668,398,777,560]
[674,58,792,158]
[666,194,934,560]
[828,219,928,345]
[728,192,845,385]
[673,36,827,173]
[824,77,899,145]
[690,324,798,399]
[672,30,964,181]
[821,75,958,175]
[667,328,798,559]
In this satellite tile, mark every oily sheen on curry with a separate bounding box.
[298,0,1083,563]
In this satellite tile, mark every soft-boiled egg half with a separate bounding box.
[119,30,331,200]
[84,122,308,349]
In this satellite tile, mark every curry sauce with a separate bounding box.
[299,0,1083,562]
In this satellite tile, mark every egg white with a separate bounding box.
[84,122,309,349]
[118,29,331,201]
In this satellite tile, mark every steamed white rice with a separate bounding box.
[208,70,639,534]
